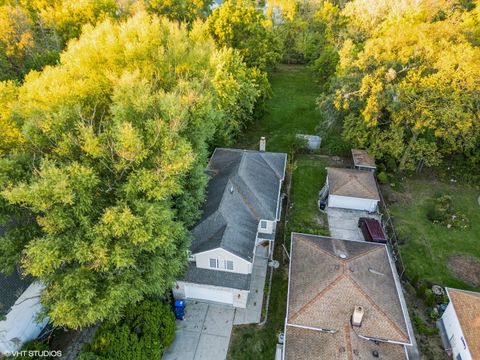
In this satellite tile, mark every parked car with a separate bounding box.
[358,217,387,244]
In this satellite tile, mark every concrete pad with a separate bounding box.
[163,330,200,360]
[202,305,234,337]
[177,302,208,332]
[194,333,230,360]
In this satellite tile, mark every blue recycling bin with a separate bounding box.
[174,299,185,320]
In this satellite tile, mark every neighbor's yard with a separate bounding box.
[389,179,480,291]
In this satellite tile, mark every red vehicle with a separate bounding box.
[358,217,387,244]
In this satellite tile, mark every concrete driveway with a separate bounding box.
[327,208,381,241]
[163,302,234,360]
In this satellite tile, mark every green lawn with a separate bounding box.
[236,64,323,153]
[390,179,480,290]
[287,156,329,239]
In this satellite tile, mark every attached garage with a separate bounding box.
[184,283,234,305]
[326,167,380,212]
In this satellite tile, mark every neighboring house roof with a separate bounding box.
[285,233,410,360]
[352,149,376,169]
[327,167,380,200]
[0,224,32,318]
[182,263,251,291]
[191,148,286,261]
[446,288,480,359]
[0,269,32,318]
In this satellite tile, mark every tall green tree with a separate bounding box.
[324,0,480,170]
[207,0,282,71]
[146,0,213,24]
[0,12,260,328]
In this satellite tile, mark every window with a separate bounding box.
[260,220,268,229]
[225,260,234,271]
[209,258,219,268]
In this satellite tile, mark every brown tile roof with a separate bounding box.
[284,234,411,360]
[447,288,480,359]
[327,167,380,200]
[352,149,376,168]
[285,326,407,360]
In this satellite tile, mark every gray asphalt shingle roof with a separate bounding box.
[0,225,32,317]
[0,269,31,317]
[183,263,251,290]
[191,148,286,261]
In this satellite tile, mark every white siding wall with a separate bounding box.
[442,303,472,360]
[173,281,249,308]
[328,195,378,212]
[195,248,252,274]
[0,283,48,355]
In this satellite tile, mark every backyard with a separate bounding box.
[236,64,324,153]
[389,179,480,291]
[228,65,329,359]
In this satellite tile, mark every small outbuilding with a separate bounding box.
[326,167,380,212]
[352,149,377,172]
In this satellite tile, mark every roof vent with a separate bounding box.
[372,350,379,358]
[230,186,234,194]
[339,253,347,259]
[352,306,365,327]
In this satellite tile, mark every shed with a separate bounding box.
[352,149,377,172]
[326,167,380,212]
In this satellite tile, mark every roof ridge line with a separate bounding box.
[258,152,282,179]
[290,266,347,323]
[347,275,409,342]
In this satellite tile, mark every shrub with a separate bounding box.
[413,315,439,336]
[377,172,388,184]
[424,289,436,307]
[416,283,428,299]
[427,194,470,229]
[83,299,175,360]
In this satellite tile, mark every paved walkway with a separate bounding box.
[234,245,268,325]
[163,302,234,360]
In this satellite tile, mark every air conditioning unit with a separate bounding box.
[352,306,365,327]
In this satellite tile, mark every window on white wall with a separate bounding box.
[225,260,234,271]
[209,258,219,268]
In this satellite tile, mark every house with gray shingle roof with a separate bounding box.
[0,226,47,354]
[173,148,286,308]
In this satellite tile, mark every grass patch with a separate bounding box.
[236,65,324,153]
[287,155,329,239]
[390,179,480,290]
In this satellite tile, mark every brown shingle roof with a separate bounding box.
[285,326,407,360]
[447,288,480,359]
[352,149,376,168]
[284,234,411,360]
[327,167,380,200]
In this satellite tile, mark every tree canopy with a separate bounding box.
[0,11,261,328]
[323,0,480,170]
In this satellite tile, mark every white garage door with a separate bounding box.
[329,195,378,212]
[185,284,234,305]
